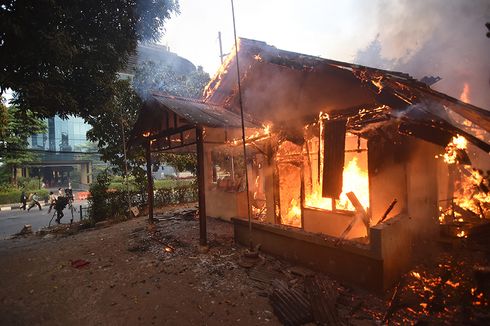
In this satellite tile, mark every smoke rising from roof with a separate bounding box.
[354,0,490,110]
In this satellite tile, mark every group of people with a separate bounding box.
[20,191,42,211]
[20,188,72,223]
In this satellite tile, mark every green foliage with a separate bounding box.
[109,177,194,191]
[86,80,146,181]
[0,189,48,205]
[0,0,179,119]
[0,103,46,184]
[155,153,197,174]
[153,184,197,207]
[87,169,111,223]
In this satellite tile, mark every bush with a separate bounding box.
[17,177,43,190]
[87,170,111,223]
[154,184,197,207]
[0,189,48,205]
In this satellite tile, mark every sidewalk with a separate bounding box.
[0,202,47,211]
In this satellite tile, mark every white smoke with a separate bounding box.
[355,0,490,109]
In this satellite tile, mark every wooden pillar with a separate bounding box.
[196,126,207,246]
[146,138,154,223]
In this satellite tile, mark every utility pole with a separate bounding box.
[120,109,131,217]
[218,31,226,64]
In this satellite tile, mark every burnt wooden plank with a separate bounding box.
[322,119,346,198]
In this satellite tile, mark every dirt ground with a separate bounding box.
[0,204,489,325]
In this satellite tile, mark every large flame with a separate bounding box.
[305,157,369,212]
[282,199,302,227]
[443,135,467,164]
[439,134,489,222]
[459,83,471,103]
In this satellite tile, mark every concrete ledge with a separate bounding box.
[0,203,48,211]
[232,218,385,293]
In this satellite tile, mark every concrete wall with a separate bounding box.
[303,208,367,240]
[406,139,440,240]
[80,162,92,185]
[203,127,275,222]
[233,218,385,292]
[370,214,414,289]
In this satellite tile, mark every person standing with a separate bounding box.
[47,191,57,214]
[27,192,42,211]
[20,191,27,210]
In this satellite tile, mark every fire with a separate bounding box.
[337,158,370,210]
[371,76,384,94]
[229,123,272,146]
[305,157,369,211]
[459,83,470,103]
[443,135,467,164]
[203,42,238,101]
[282,199,301,227]
[453,167,489,218]
[456,230,466,238]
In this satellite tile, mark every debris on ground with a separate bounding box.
[71,259,90,269]
[0,202,489,325]
[14,224,33,237]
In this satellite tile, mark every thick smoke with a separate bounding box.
[354,0,490,110]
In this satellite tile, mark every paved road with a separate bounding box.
[0,201,88,239]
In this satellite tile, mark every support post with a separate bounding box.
[146,138,154,223]
[196,126,207,246]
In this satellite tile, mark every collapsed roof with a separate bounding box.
[131,38,490,153]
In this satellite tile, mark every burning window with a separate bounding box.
[304,121,370,213]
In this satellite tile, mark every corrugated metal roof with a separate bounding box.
[152,94,258,128]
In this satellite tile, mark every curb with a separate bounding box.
[0,203,48,211]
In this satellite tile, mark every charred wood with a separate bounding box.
[322,119,346,198]
[304,275,343,326]
[346,191,369,229]
[377,199,398,225]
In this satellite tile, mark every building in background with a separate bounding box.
[21,116,97,189]
[15,43,198,189]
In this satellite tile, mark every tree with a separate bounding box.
[0,0,179,119]
[88,60,209,177]
[86,79,146,182]
[0,102,46,184]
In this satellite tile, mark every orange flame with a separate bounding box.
[460,83,470,103]
[305,157,369,211]
[443,135,467,164]
[282,199,301,227]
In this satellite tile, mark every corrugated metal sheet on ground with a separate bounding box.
[269,280,313,326]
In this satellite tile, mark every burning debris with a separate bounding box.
[438,134,490,239]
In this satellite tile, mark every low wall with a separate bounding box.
[303,207,367,239]
[233,218,385,292]
[233,213,423,293]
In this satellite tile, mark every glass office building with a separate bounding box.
[26,116,97,189]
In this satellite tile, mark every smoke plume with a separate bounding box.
[355,0,490,110]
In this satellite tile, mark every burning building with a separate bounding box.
[130,38,490,292]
